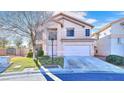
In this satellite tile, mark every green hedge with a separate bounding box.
[37,48,44,57]
[38,56,64,67]
[27,50,33,58]
[106,55,124,65]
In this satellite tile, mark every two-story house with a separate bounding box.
[36,12,95,56]
[92,18,124,57]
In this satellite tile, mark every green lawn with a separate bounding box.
[5,56,63,72]
[5,57,38,72]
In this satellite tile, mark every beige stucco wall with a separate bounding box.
[42,22,60,55]
[94,19,124,56]
[111,20,124,34]
[56,19,93,56]
[98,27,111,39]
[61,20,92,39]
[42,18,94,56]
[110,20,124,56]
[95,35,111,56]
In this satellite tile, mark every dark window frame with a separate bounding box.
[66,28,75,37]
[48,31,57,40]
[85,29,90,36]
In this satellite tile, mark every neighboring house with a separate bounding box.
[92,18,124,57]
[36,12,95,56]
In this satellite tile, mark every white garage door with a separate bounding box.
[63,45,90,56]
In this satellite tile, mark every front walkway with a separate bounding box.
[0,70,46,81]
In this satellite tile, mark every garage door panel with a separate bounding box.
[63,46,90,56]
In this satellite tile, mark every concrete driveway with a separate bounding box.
[64,56,124,73]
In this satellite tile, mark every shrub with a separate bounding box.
[38,55,50,59]
[38,56,64,67]
[106,55,124,65]
[27,49,33,58]
[37,48,44,57]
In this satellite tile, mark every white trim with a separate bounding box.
[41,66,62,81]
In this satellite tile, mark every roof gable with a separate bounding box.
[52,13,94,28]
[92,18,124,36]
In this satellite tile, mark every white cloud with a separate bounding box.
[70,11,97,24]
[53,11,85,20]
[68,11,97,24]
[93,22,109,31]
[62,11,86,20]
[85,18,97,24]
[53,11,97,24]
[72,11,87,16]
[91,23,107,33]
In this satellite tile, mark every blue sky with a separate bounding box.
[83,11,124,33]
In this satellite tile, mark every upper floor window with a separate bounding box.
[117,38,124,44]
[66,28,74,37]
[48,31,57,40]
[85,29,90,36]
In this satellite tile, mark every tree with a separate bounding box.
[27,39,32,49]
[0,37,9,48]
[14,36,23,48]
[13,36,23,56]
[0,11,53,59]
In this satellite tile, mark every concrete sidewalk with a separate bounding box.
[0,70,46,81]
